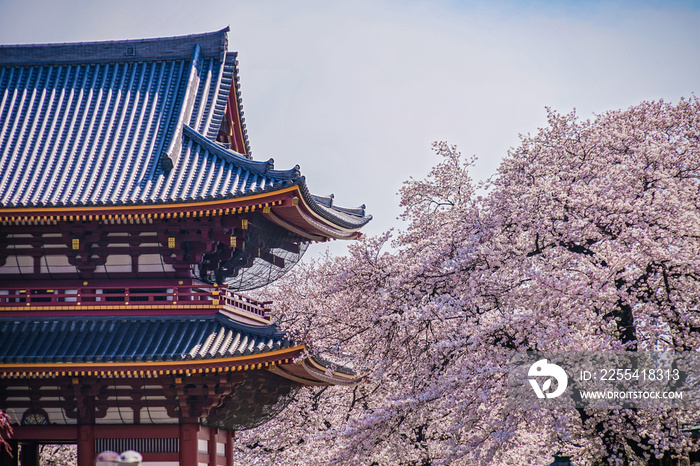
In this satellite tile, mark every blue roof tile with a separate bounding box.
[0,313,291,364]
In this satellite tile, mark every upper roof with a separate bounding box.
[0,29,370,230]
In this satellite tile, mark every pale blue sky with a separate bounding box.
[1,0,698,256]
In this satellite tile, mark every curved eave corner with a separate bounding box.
[182,124,372,241]
[0,181,371,241]
[262,179,372,242]
[271,351,364,387]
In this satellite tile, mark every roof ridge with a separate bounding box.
[0,28,230,65]
[160,44,204,170]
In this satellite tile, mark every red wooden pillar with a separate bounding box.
[19,443,39,466]
[179,423,198,464]
[77,424,94,466]
[226,430,233,466]
[0,440,18,466]
[209,427,217,465]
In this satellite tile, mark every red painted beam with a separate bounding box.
[0,308,220,318]
[93,424,179,438]
[10,425,78,441]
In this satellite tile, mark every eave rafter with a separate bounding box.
[0,347,362,387]
[0,346,307,379]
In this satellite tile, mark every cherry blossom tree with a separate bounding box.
[40,444,77,465]
[235,97,700,465]
[0,410,11,454]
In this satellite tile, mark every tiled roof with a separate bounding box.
[0,29,370,229]
[0,313,291,364]
[0,29,230,66]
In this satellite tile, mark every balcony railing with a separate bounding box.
[0,284,272,321]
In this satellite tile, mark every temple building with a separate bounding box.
[0,28,370,465]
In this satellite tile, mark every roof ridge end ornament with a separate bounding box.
[160,153,174,173]
[220,26,230,62]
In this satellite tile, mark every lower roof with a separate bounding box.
[0,312,289,364]
[0,311,362,386]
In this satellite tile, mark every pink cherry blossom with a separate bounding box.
[235,97,700,465]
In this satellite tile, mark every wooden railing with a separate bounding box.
[0,283,271,321]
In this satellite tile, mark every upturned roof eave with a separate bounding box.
[0,180,370,236]
[179,129,372,229]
